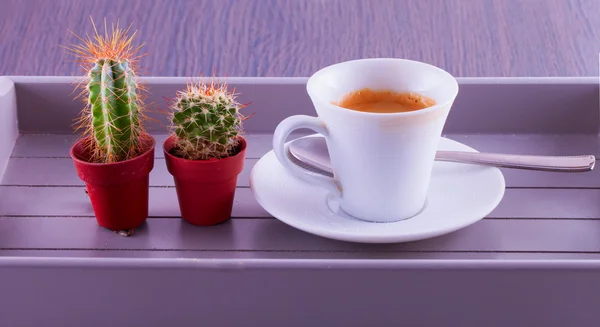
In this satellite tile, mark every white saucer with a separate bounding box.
[250,136,506,243]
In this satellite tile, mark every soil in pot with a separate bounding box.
[163,135,247,226]
[70,134,156,231]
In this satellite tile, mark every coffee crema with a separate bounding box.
[334,88,436,113]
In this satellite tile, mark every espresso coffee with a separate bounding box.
[334,88,436,113]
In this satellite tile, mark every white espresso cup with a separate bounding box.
[272,58,459,222]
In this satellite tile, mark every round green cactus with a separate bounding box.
[170,79,245,160]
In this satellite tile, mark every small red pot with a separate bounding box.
[163,135,246,226]
[70,134,156,230]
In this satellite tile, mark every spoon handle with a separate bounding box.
[435,151,596,172]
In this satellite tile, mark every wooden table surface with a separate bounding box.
[1,0,599,77]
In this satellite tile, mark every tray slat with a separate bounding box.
[5,156,600,189]
[2,157,253,187]
[12,133,600,158]
[1,217,600,254]
[2,185,598,219]
[0,187,267,218]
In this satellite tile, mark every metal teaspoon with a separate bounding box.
[287,135,596,176]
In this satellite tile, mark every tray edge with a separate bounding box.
[4,76,600,134]
[0,77,18,182]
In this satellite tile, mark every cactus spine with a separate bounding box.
[66,19,147,163]
[170,78,246,160]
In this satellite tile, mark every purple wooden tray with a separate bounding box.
[1,76,600,326]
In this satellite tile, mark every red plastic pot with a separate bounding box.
[163,135,247,226]
[70,134,156,230]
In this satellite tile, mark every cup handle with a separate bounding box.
[273,115,342,198]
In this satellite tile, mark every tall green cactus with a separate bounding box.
[170,78,246,160]
[66,19,147,163]
[88,59,141,162]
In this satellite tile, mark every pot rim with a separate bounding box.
[163,134,247,164]
[70,133,156,166]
